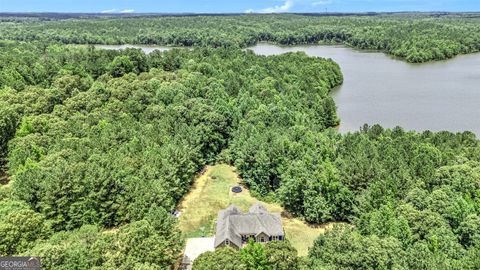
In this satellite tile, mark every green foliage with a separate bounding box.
[240,239,271,270]
[457,215,480,247]
[0,43,341,268]
[100,208,184,269]
[2,14,480,62]
[0,199,30,216]
[304,127,480,269]
[25,225,106,270]
[358,203,414,247]
[0,184,12,201]
[193,247,245,270]
[4,47,341,230]
[194,241,300,270]
[0,200,52,255]
[109,55,134,77]
[278,159,354,223]
[462,243,480,270]
[264,240,300,270]
[1,16,480,269]
[26,208,182,270]
[309,224,407,270]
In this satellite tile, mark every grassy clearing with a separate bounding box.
[177,164,336,256]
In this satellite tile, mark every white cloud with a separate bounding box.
[312,0,332,6]
[100,8,134,14]
[101,9,117,13]
[248,0,332,14]
[260,0,294,13]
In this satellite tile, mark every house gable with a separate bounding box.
[217,238,240,249]
[255,232,269,243]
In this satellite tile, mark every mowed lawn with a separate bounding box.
[177,164,335,256]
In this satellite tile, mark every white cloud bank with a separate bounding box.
[100,8,135,14]
[260,0,294,13]
[246,0,332,14]
[101,9,117,13]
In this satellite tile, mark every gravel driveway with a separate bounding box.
[181,237,215,269]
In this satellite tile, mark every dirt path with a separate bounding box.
[177,165,211,213]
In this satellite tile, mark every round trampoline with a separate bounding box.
[231,186,242,193]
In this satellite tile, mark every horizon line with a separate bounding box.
[1,11,479,15]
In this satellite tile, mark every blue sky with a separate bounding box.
[0,0,478,13]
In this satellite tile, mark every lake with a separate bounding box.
[96,44,480,135]
[250,44,480,135]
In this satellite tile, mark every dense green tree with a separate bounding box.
[194,241,299,270]
[193,247,245,270]
[457,214,480,247]
[109,55,134,77]
[26,208,181,270]
[309,224,407,270]
[25,225,107,270]
[241,239,271,270]
[100,208,183,269]
[0,200,52,255]
[264,240,300,270]
[462,243,480,270]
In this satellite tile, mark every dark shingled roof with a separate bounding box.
[214,203,284,248]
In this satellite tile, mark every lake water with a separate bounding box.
[96,44,480,135]
[251,44,480,135]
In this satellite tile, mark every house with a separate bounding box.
[214,203,284,249]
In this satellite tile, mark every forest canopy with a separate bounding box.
[1,13,480,270]
[1,13,480,62]
[0,42,343,268]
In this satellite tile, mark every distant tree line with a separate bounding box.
[1,14,480,62]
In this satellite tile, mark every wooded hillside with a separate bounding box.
[2,14,480,62]
[1,14,480,269]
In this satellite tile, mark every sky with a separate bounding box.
[0,0,478,13]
